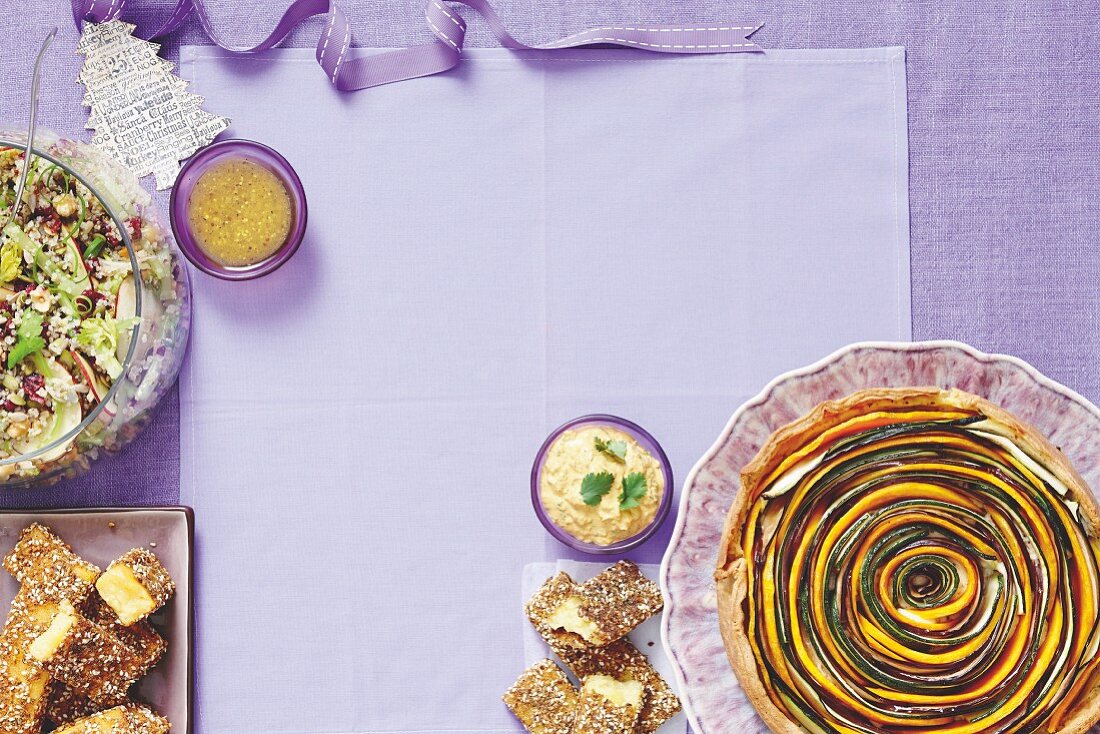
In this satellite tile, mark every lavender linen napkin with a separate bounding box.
[178,46,908,733]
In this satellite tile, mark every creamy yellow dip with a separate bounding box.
[187,158,293,267]
[540,425,664,546]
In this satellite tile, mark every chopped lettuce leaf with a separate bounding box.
[0,239,22,283]
[75,315,138,379]
[3,223,37,265]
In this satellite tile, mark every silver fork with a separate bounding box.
[0,27,59,234]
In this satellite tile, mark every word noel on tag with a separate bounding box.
[77,20,230,189]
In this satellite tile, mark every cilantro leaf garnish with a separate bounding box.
[580,471,615,506]
[594,436,628,462]
[7,312,45,369]
[619,472,648,510]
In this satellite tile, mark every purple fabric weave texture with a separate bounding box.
[0,0,1098,509]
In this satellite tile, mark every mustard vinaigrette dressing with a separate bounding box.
[186,158,293,267]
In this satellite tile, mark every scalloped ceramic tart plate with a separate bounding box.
[661,342,1100,734]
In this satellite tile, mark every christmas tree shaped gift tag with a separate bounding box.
[77,20,230,189]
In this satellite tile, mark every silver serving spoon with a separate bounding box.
[0,27,58,234]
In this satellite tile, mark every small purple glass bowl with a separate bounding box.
[169,139,307,280]
[531,414,674,555]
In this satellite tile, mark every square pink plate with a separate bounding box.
[0,506,193,733]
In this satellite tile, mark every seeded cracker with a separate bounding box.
[526,572,586,652]
[571,675,643,734]
[526,562,663,650]
[576,561,662,645]
[558,639,681,733]
[52,703,171,734]
[503,659,579,734]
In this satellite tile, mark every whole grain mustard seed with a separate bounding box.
[186,158,293,267]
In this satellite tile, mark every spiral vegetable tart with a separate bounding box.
[716,388,1100,734]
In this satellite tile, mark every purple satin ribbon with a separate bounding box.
[72,0,762,91]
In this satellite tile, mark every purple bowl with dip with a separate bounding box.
[170,139,307,280]
[531,414,674,555]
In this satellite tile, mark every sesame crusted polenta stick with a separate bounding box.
[0,623,49,734]
[46,598,167,725]
[52,704,170,734]
[29,601,146,705]
[526,562,663,650]
[3,523,101,606]
[503,659,579,734]
[96,548,175,626]
[83,595,167,673]
[0,587,59,734]
[3,585,62,638]
[570,675,644,734]
[1,521,103,729]
[44,680,116,727]
[557,639,681,734]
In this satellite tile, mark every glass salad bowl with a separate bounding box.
[0,130,190,487]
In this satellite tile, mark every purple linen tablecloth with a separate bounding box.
[0,2,1096,504]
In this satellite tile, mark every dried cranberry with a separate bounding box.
[105,229,120,247]
[1,400,16,412]
[127,216,142,240]
[22,374,45,405]
[81,288,107,304]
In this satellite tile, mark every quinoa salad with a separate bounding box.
[0,142,185,482]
